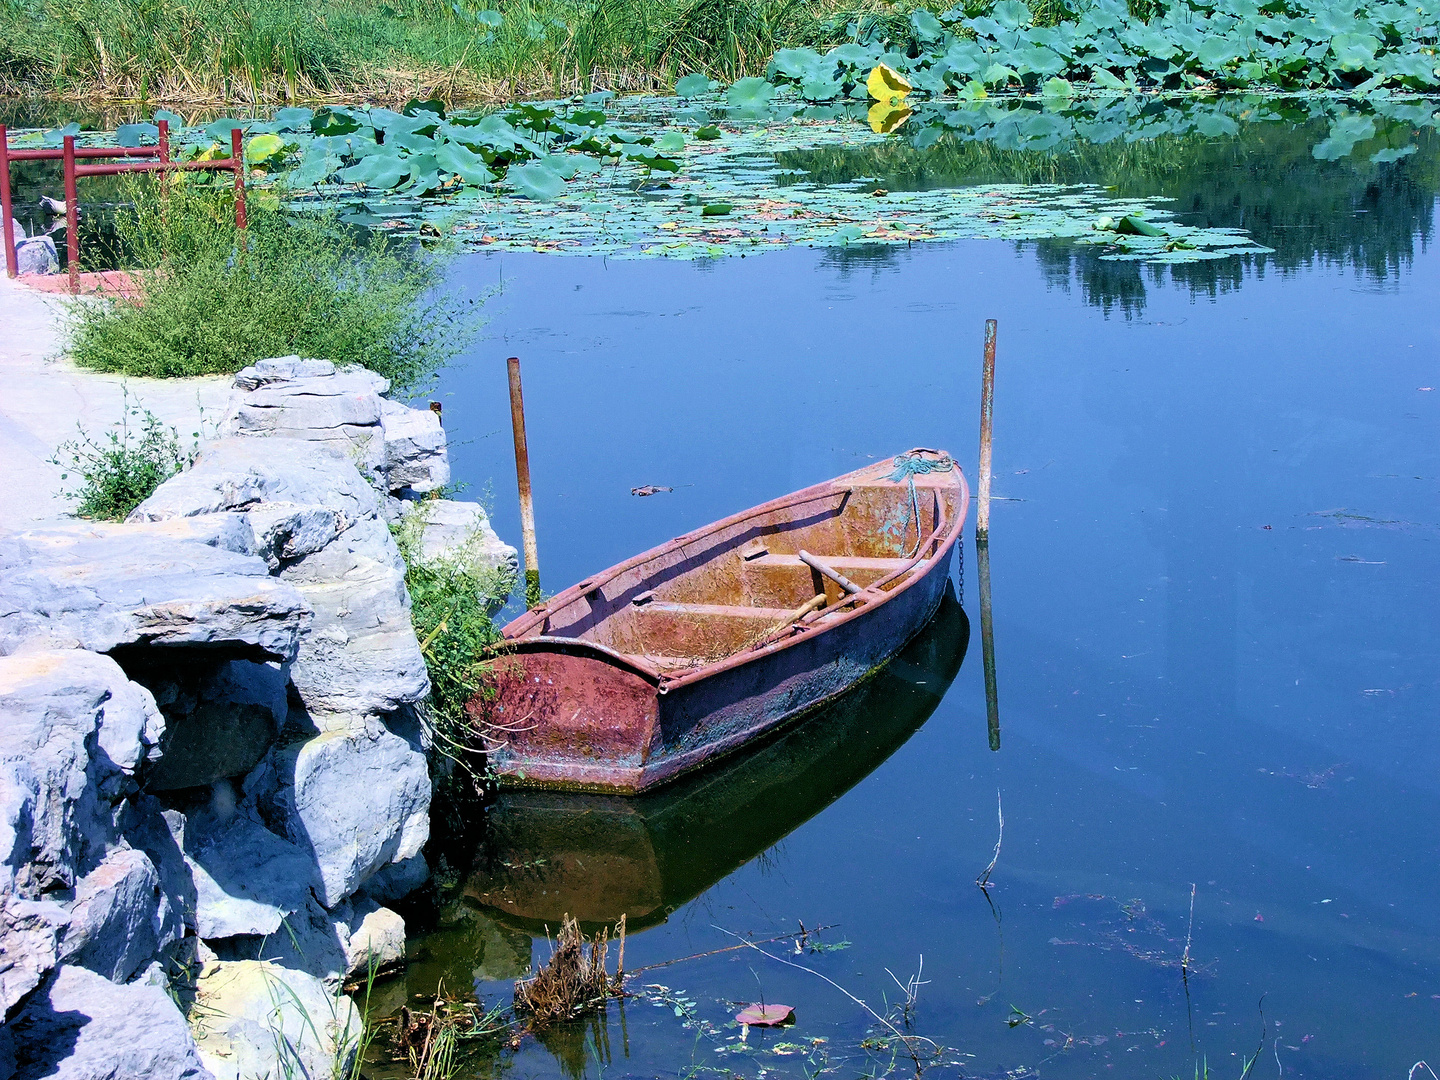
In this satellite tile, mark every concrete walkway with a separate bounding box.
[0,276,232,530]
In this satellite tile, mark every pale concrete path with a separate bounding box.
[0,276,233,530]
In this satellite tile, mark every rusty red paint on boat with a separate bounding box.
[469,449,968,794]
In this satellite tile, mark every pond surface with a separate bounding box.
[386,106,1440,1080]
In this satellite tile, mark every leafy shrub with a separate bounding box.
[50,391,194,520]
[66,181,471,392]
[393,501,515,756]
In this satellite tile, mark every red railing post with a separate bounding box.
[158,119,170,164]
[0,124,17,279]
[230,126,246,230]
[63,135,79,294]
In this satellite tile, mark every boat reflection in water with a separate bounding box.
[465,584,970,934]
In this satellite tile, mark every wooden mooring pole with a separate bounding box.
[976,318,996,538]
[507,356,542,608]
[977,318,999,749]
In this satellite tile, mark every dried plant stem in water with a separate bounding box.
[976,789,1003,888]
[514,916,614,1025]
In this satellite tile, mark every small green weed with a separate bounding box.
[66,181,471,392]
[394,498,514,755]
[49,389,194,520]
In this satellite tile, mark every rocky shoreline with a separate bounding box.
[1,357,516,1079]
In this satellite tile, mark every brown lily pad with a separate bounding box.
[735,1003,795,1026]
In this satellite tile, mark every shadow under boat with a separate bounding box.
[465,584,970,935]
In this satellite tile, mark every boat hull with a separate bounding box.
[474,452,968,794]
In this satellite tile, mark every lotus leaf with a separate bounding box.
[204,119,243,142]
[802,77,846,101]
[1042,76,1075,96]
[992,0,1034,29]
[340,153,408,189]
[273,108,314,131]
[869,102,914,133]
[154,109,183,125]
[312,109,361,136]
[1370,143,1418,162]
[291,145,340,186]
[475,9,502,26]
[435,141,497,184]
[1331,32,1379,70]
[509,161,566,200]
[245,133,289,165]
[116,123,158,147]
[404,98,446,118]
[702,203,733,215]
[772,47,826,80]
[654,131,687,152]
[911,9,946,41]
[694,125,723,140]
[726,77,776,108]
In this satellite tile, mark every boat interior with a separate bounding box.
[523,464,963,671]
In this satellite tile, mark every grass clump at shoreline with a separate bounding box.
[66,181,465,391]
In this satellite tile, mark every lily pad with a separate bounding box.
[735,1004,795,1026]
[509,161,566,201]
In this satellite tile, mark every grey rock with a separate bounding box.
[0,898,68,1016]
[130,658,288,792]
[0,525,309,661]
[206,890,348,988]
[231,357,342,391]
[189,960,358,1080]
[245,503,343,570]
[123,513,258,558]
[9,219,23,243]
[337,898,405,977]
[279,515,428,724]
[221,358,451,496]
[59,847,180,984]
[116,798,195,939]
[249,725,429,908]
[0,651,161,898]
[7,964,213,1079]
[379,398,449,494]
[15,237,57,277]
[131,439,427,724]
[130,437,379,527]
[358,853,429,905]
[184,812,321,941]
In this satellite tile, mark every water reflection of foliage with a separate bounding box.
[778,97,1438,310]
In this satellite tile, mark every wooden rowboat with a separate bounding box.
[467,588,969,932]
[470,448,968,794]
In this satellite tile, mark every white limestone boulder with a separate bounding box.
[0,525,310,661]
[5,964,213,1079]
[58,847,180,984]
[246,723,429,909]
[188,960,358,1080]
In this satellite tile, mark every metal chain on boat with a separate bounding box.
[886,451,956,559]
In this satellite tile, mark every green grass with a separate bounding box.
[49,389,193,520]
[66,180,467,390]
[393,498,513,753]
[0,0,953,101]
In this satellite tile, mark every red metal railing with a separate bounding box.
[1,121,247,293]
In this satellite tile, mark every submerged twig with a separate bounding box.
[625,924,840,976]
[976,789,1004,888]
[711,924,940,1071]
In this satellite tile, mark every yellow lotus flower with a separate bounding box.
[866,63,912,104]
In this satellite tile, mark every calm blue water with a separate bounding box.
[402,160,1440,1080]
